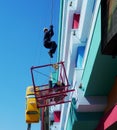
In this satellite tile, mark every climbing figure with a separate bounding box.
[43,25,57,58]
[53,81,65,92]
[53,81,66,103]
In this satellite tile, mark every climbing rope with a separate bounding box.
[33,0,56,86]
[50,0,54,25]
[50,57,52,72]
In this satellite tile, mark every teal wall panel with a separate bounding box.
[66,104,103,130]
[81,6,101,93]
[82,5,117,96]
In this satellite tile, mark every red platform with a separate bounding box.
[30,61,75,108]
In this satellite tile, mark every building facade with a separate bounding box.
[50,0,117,130]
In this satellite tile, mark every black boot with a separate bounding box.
[48,51,53,58]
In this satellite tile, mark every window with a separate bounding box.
[72,13,80,29]
[76,46,85,68]
[26,111,38,114]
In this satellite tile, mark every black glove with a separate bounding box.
[50,25,53,28]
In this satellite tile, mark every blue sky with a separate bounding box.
[0,0,60,130]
